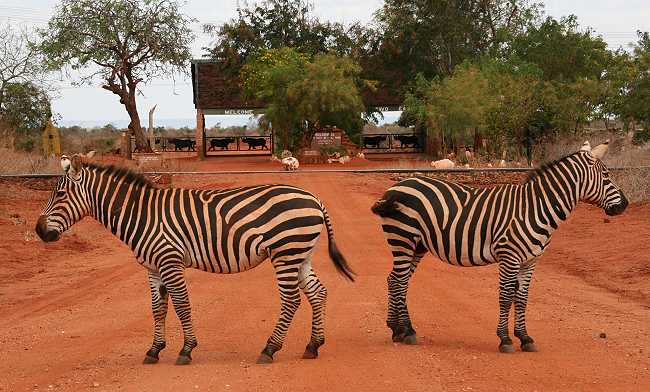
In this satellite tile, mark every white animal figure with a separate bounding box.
[281,150,292,159]
[356,152,365,159]
[487,163,493,168]
[281,156,299,171]
[339,156,351,164]
[499,159,507,167]
[430,158,455,169]
[270,155,281,163]
[464,163,470,168]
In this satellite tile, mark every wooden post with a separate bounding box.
[148,105,157,151]
[196,108,205,160]
[122,131,132,160]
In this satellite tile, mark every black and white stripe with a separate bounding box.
[36,155,354,364]
[371,149,627,352]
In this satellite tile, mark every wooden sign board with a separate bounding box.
[311,128,342,149]
[42,120,61,156]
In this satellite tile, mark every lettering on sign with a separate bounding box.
[224,109,254,115]
[375,106,405,112]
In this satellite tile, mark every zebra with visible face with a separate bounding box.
[36,154,354,365]
[371,142,627,353]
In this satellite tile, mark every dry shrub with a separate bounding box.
[540,134,650,202]
[0,148,61,174]
[611,168,650,203]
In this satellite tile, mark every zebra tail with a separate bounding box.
[321,205,355,282]
[371,196,400,217]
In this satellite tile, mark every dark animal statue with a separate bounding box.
[242,137,268,150]
[209,138,236,151]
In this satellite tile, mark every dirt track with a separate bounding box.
[0,157,649,392]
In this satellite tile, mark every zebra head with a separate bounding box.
[579,141,628,216]
[35,154,92,242]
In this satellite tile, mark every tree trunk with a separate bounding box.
[123,92,151,153]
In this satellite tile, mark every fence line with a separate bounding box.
[2,166,650,179]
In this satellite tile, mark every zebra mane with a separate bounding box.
[84,161,155,188]
[524,152,582,183]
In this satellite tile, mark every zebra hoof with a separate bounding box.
[522,342,538,352]
[302,342,319,359]
[392,333,404,342]
[175,355,192,365]
[499,344,515,353]
[302,350,318,359]
[142,355,159,364]
[402,334,418,345]
[256,353,274,364]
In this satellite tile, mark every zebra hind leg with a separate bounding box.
[160,263,198,365]
[387,243,425,345]
[257,257,302,364]
[298,257,327,359]
[514,260,538,352]
[143,270,169,364]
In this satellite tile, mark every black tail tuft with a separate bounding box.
[371,197,400,217]
[328,237,355,282]
[320,203,355,282]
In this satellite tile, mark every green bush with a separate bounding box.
[632,129,650,145]
[16,138,35,152]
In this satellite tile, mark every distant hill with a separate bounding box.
[57,111,401,129]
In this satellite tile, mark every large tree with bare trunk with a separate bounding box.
[37,0,194,152]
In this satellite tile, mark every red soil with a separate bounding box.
[0,156,648,392]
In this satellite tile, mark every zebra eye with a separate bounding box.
[56,190,66,197]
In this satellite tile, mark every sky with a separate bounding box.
[2,0,649,128]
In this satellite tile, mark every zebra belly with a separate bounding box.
[189,235,269,274]
[429,246,497,267]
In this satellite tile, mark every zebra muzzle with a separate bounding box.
[35,215,60,242]
[605,194,628,216]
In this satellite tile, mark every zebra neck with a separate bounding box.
[523,167,579,230]
[89,176,157,244]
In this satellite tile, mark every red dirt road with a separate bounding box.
[0,157,649,392]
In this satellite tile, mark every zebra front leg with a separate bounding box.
[387,247,424,345]
[257,258,302,364]
[160,264,198,365]
[496,259,520,353]
[143,270,169,364]
[514,259,538,352]
[298,258,327,359]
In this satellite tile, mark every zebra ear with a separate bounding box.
[591,140,610,160]
[70,154,83,171]
[60,155,71,173]
[580,140,591,152]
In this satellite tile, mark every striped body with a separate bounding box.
[37,158,353,364]
[93,180,327,273]
[372,151,627,351]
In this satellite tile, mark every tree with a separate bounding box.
[509,15,610,82]
[37,0,194,152]
[0,23,51,149]
[623,31,650,130]
[204,0,355,69]
[1,82,52,150]
[241,48,367,152]
[373,0,540,81]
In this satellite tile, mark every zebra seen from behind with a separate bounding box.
[371,141,627,353]
[36,154,354,365]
